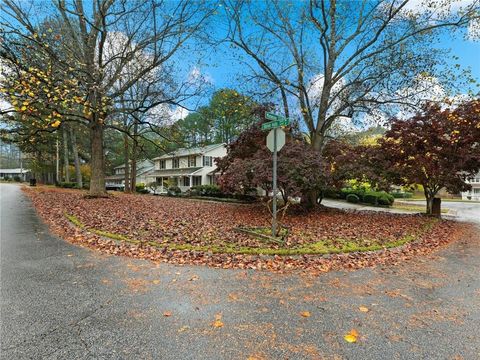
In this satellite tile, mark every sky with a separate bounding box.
[195,2,480,95]
[1,0,479,124]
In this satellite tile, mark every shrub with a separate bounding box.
[323,187,340,199]
[13,175,21,182]
[341,188,365,201]
[168,185,181,196]
[363,193,379,205]
[135,183,149,194]
[378,194,394,206]
[191,184,222,197]
[346,194,360,203]
[58,182,76,188]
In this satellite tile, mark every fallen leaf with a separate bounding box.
[213,320,224,328]
[152,279,161,285]
[67,254,74,257]
[163,311,172,317]
[213,313,224,328]
[359,306,369,312]
[178,325,190,332]
[344,329,359,343]
[300,311,311,318]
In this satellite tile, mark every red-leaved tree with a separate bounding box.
[217,117,331,207]
[379,100,480,214]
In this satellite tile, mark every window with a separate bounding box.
[172,158,180,169]
[474,188,480,194]
[188,155,197,167]
[183,176,190,187]
[203,156,212,167]
[159,160,166,169]
[193,176,202,186]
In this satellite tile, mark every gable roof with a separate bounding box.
[152,143,225,160]
[114,159,154,170]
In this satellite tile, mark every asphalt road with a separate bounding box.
[1,183,480,360]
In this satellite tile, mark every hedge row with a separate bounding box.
[326,187,395,206]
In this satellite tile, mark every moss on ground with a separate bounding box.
[65,213,436,256]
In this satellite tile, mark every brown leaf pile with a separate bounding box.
[23,187,469,273]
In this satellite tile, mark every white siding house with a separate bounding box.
[0,168,31,181]
[105,160,154,189]
[461,172,480,201]
[147,143,227,193]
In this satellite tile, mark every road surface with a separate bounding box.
[1,183,479,359]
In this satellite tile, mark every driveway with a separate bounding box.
[1,183,479,359]
[400,200,480,224]
[323,198,480,224]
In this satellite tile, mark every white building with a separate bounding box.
[105,160,154,190]
[461,172,480,201]
[147,143,227,193]
[0,168,31,181]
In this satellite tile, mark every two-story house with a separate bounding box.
[148,143,227,193]
[105,159,154,190]
[461,172,480,201]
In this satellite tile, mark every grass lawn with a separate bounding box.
[26,187,446,256]
[391,202,449,213]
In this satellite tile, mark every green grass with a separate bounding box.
[392,203,448,213]
[64,213,437,256]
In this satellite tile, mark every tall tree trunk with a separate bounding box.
[424,189,434,215]
[62,125,70,182]
[69,126,83,188]
[89,121,107,197]
[55,136,60,184]
[130,119,138,193]
[124,131,130,193]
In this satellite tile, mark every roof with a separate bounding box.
[0,168,30,174]
[147,167,202,177]
[152,143,225,160]
[105,174,125,180]
[114,159,154,170]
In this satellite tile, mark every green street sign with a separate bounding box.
[266,112,282,121]
[261,118,289,130]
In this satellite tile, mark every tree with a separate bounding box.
[217,116,331,206]
[379,100,480,214]
[223,0,478,150]
[1,0,214,196]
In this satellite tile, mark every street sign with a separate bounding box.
[267,128,285,152]
[261,118,289,130]
[265,112,281,121]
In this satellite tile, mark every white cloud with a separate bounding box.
[467,17,480,40]
[391,0,479,41]
[147,103,189,126]
[187,66,213,85]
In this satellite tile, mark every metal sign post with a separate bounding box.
[272,127,278,236]
[263,112,289,237]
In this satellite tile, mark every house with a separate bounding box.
[461,172,480,201]
[147,143,227,193]
[105,159,154,190]
[0,168,31,181]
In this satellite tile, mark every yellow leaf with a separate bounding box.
[344,329,359,343]
[359,306,369,313]
[344,334,357,343]
[300,311,311,317]
[152,279,160,285]
[213,320,224,328]
[51,120,61,128]
[20,105,27,111]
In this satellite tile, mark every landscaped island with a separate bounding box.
[24,186,466,272]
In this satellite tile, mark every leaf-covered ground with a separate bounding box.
[23,186,468,272]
